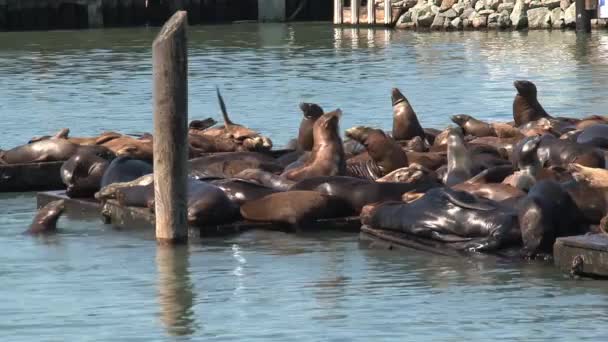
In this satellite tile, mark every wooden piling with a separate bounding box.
[351,0,360,25]
[152,11,189,245]
[384,0,391,25]
[367,0,375,25]
[333,0,343,24]
[576,0,591,33]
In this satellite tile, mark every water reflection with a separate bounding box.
[156,245,196,336]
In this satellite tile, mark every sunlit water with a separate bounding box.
[2,23,608,340]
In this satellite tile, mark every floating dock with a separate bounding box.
[37,190,362,236]
[0,161,65,192]
[554,234,608,278]
[333,0,401,27]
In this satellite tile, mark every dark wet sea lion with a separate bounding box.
[240,190,354,225]
[211,178,280,205]
[95,174,154,201]
[99,156,153,188]
[451,114,495,137]
[560,129,583,142]
[392,88,425,141]
[282,109,346,181]
[345,126,408,180]
[361,187,520,252]
[577,124,608,148]
[537,134,604,168]
[510,135,543,191]
[26,200,65,235]
[235,169,295,191]
[185,179,240,226]
[297,102,324,151]
[188,117,217,131]
[0,140,108,165]
[189,152,283,179]
[61,148,115,198]
[513,80,551,126]
[115,184,154,208]
[518,180,586,259]
[291,175,439,212]
[444,127,472,186]
[423,128,442,145]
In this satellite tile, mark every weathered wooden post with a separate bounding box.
[384,0,392,25]
[334,0,343,24]
[576,0,592,33]
[367,0,376,25]
[351,0,360,25]
[153,11,189,244]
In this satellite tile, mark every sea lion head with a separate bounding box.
[514,80,537,98]
[242,136,273,152]
[450,114,474,127]
[314,109,342,143]
[299,102,324,120]
[446,126,465,146]
[391,88,407,106]
[26,200,66,235]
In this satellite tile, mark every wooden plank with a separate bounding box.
[36,190,102,218]
[0,161,64,192]
[153,11,189,244]
[554,235,608,278]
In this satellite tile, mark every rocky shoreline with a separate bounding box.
[387,0,605,30]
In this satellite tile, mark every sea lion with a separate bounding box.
[451,114,495,137]
[0,140,109,165]
[28,128,70,143]
[537,134,605,168]
[345,126,408,180]
[185,179,240,226]
[211,178,281,205]
[234,169,294,191]
[96,174,154,201]
[188,118,217,131]
[510,135,543,191]
[297,102,324,151]
[560,129,583,142]
[115,184,154,208]
[189,152,283,179]
[282,109,346,181]
[377,163,438,183]
[452,183,525,202]
[405,151,446,170]
[291,175,440,212]
[392,88,425,141]
[360,187,520,252]
[25,200,65,235]
[400,136,427,152]
[240,190,354,226]
[575,115,608,130]
[444,127,472,186]
[518,180,586,259]
[101,135,154,161]
[577,124,608,148]
[99,156,153,189]
[61,148,115,198]
[513,80,551,126]
[568,163,608,188]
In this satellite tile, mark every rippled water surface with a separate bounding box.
[2,24,608,341]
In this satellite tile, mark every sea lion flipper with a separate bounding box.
[464,237,500,252]
[216,86,234,126]
[430,231,473,243]
[444,188,496,211]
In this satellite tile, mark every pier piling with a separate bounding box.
[333,0,343,24]
[351,0,360,25]
[152,11,189,245]
[576,0,592,33]
[384,0,391,25]
[367,0,375,25]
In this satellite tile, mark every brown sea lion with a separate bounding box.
[400,136,427,152]
[575,115,608,130]
[377,163,438,183]
[405,152,446,170]
[297,102,324,151]
[345,126,408,179]
[102,135,153,161]
[519,118,557,137]
[188,118,217,131]
[0,140,111,165]
[451,114,495,137]
[452,183,525,202]
[282,109,346,181]
[568,163,608,188]
[392,88,425,141]
[444,127,473,186]
[234,169,295,191]
[240,190,354,225]
[96,174,154,201]
[189,152,283,179]
[25,200,65,235]
[513,80,551,126]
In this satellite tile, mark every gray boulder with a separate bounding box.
[431,14,447,29]
[510,0,528,29]
[543,0,561,9]
[528,0,543,8]
[551,7,564,28]
[451,17,464,29]
[472,14,488,27]
[560,0,571,10]
[498,3,515,12]
[440,8,459,18]
[564,2,575,27]
[498,10,512,27]
[527,7,551,28]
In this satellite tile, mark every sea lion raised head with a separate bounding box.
[297,102,324,151]
[345,126,408,177]
[451,114,495,137]
[391,88,425,141]
[513,80,551,126]
[444,126,472,186]
[25,200,66,235]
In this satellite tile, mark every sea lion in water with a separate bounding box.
[444,127,472,186]
[513,80,551,126]
[240,191,354,226]
[0,140,108,165]
[61,148,115,198]
[518,180,586,259]
[451,114,495,137]
[291,175,439,212]
[576,124,608,148]
[345,126,408,180]
[360,187,520,252]
[99,156,153,189]
[392,88,425,141]
[25,200,65,235]
[282,109,346,181]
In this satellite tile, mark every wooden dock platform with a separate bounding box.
[1,161,64,192]
[37,190,362,237]
[334,0,401,27]
[554,234,608,278]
